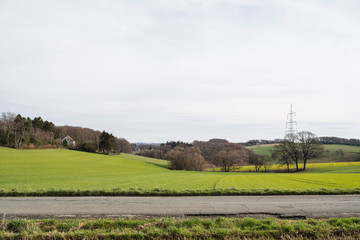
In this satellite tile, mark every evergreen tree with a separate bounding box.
[99,130,116,154]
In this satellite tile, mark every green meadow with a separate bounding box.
[246,144,278,157]
[1,147,360,195]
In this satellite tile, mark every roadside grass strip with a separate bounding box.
[0,218,360,239]
[1,187,360,197]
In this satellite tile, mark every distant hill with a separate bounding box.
[0,112,131,153]
[246,144,360,163]
[245,137,360,147]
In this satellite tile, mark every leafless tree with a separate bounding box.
[114,138,132,153]
[1,112,16,146]
[272,144,293,172]
[193,139,251,167]
[214,150,244,172]
[297,131,324,170]
[165,146,206,171]
[282,134,302,171]
[248,151,270,172]
[273,132,323,171]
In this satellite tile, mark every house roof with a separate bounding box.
[62,135,74,141]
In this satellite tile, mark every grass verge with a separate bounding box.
[1,187,360,197]
[0,217,359,239]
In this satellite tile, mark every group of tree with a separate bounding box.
[137,132,325,173]
[0,112,56,148]
[86,130,116,154]
[244,139,283,146]
[193,139,252,172]
[248,151,271,172]
[0,112,131,154]
[135,141,192,160]
[272,131,324,172]
[55,125,101,150]
[57,126,131,154]
[319,137,360,146]
[244,136,360,147]
[165,146,206,171]
[214,149,245,172]
[137,138,268,172]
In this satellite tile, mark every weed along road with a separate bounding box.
[1,195,360,219]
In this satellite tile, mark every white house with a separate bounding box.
[61,136,76,147]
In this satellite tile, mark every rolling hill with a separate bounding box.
[1,147,359,194]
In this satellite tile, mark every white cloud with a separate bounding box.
[1,0,359,142]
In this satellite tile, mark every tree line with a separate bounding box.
[136,132,324,173]
[0,112,56,148]
[319,137,360,146]
[136,138,270,172]
[0,112,131,154]
[57,126,131,154]
[246,136,360,147]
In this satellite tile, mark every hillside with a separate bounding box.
[247,144,360,162]
[0,113,131,153]
[1,147,360,194]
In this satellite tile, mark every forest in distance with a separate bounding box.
[0,112,132,153]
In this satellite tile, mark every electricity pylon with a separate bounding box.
[285,104,297,138]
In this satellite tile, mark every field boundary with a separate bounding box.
[1,188,360,197]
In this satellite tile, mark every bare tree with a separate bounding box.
[165,146,206,171]
[281,134,302,171]
[248,151,270,172]
[297,131,324,170]
[1,112,16,146]
[274,132,323,171]
[193,139,249,166]
[114,138,132,153]
[214,150,244,172]
[272,144,293,172]
[263,158,272,172]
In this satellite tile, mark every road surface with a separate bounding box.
[1,195,359,219]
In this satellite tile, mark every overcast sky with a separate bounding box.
[1,0,359,143]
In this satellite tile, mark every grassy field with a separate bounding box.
[246,144,278,157]
[1,217,360,239]
[247,144,360,162]
[1,147,360,196]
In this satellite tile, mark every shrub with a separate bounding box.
[79,141,97,153]
[166,146,207,171]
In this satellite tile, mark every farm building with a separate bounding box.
[61,136,76,147]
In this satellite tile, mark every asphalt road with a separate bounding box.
[1,195,360,219]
